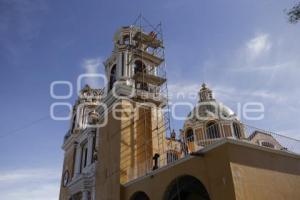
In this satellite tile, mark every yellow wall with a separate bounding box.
[95,104,122,200]
[228,143,300,200]
[122,141,300,200]
[122,144,236,200]
[95,99,166,200]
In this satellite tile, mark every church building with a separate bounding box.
[59,19,300,200]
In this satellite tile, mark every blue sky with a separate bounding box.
[0,0,300,199]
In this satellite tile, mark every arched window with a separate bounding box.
[134,60,148,91]
[134,60,146,73]
[123,35,130,45]
[163,175,210,200]
[233,122,241,139]
[130,191,150,200]
[109,65,117,91]
[206,121,220,139]
[81,141,88,171]
[71,114,76,132]
[185,128,194,142]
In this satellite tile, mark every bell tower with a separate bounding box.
[104,25,166,102]
[95,18,170,200]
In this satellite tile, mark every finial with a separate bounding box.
[199,83,213,102]
[171,129,176,139]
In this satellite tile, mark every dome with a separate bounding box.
[185,84,237,124]
[188,100,235,120]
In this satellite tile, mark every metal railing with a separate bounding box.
[123,122,300,183]
[167,123,300,163]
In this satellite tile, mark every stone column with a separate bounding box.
[230,123,235,138]
[74,143,82,177]
[86,132,95,166]
[128,54,132,77]
[82,190,89,200]
[124,51,128,78]
[91,187,96,200]
[117,52,122,78]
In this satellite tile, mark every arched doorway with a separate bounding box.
[163,175,210,200]
[130,191,150,200]
[109,65,117,91]
[185,128,194,142]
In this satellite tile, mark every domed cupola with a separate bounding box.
[181,83,245,152]
[186,83,235,122]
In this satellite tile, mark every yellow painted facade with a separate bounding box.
[122,140,300,200]
[94,99,166,200]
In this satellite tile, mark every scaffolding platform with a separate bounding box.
[133,89,167,106]
[130,49,164,66]
[133,31,163,48]
[132,72,166,86]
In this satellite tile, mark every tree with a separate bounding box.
[287,2,300,23]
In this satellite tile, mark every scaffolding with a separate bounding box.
[130,14,171,129]
[115,15,173,182]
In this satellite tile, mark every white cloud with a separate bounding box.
[0,168,60,200]
[231,61,293,72]
[1,183,59,200]
[81,57,104,88]
[82,58,102,74]
[168,83,199,102]
[213,84,288,105]
[246,33,271,61]
[169,82,285,104]
[0,168,58,183]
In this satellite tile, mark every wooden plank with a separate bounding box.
[132,49,164,66]
[133,31,163,48]
[132,72,166,86]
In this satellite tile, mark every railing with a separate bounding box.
[243,125,300,154]
[134,88,167,104]
[123,122,300,183]
[168,123,300,162]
